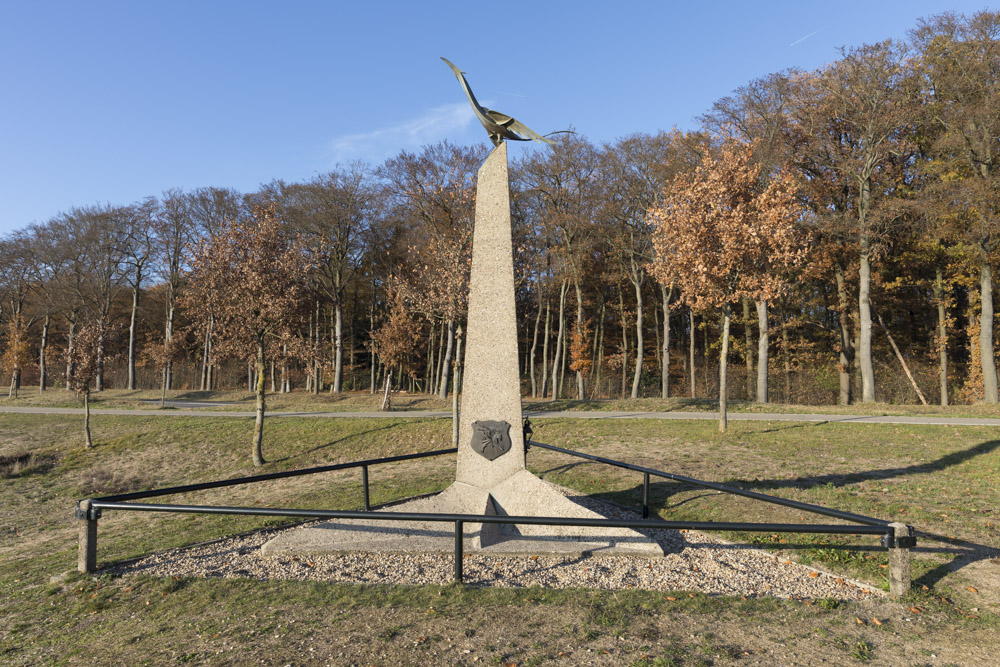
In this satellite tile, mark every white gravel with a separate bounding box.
[109,495,883,601]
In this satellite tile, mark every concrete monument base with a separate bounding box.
[261,477,664,557]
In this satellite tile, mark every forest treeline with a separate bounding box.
[2,11,1000,409]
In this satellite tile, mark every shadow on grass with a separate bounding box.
[731,439,1000,492]
[537,438,1000,585]
[269,422,412,464]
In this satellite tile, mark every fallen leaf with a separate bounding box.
[872,618,883,626]
[967,586,978,593]
[689,593,696,598]
[808,572,819,578]
[909,606,922,614]
[530,555,539,561]
[665,596,676,601]
[855,617,865,625]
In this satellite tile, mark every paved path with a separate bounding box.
[2,404,1000,426]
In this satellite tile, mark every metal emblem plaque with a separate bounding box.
[470,420,512,461]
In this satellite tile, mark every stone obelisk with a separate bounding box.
[261,142,661,557]
[455,142,524,489]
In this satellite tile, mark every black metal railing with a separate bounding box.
[75,441,915,586]
[528,440,888,526]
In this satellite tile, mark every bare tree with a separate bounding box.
[183,204,310,465]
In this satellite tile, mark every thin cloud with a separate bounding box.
[329,102,475,163]
[790,28,822,47]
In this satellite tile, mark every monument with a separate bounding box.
[262,61,661,557]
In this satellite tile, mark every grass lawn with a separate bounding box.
[1,410,998,665]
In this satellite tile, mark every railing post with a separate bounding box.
[361,465,370,511]
[76,499,98,573]
[454,520,464,583]
[888,522,914,597]
[642,472,650,519]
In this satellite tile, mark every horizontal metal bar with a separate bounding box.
[92,448,458,502]
[89,500,890,537]
[528,440,889,527]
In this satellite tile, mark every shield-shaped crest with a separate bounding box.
[470,420,512,461]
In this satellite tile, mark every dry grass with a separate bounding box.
[1,411,998,665]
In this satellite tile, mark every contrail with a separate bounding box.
[790,28,822,47]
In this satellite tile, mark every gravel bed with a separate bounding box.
[108,494,883,601]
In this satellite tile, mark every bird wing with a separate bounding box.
[484,109,556,145]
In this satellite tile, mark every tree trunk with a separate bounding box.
[425,319,435,394]
[661,284,673,399]
[631,279,644,399]
[541,299,551,398]
[619,287,629,399]
[743,298,755,401]
[859,250,876,402]
[782,312,791,403]
[689,309,696,398]
[979,259,998,403]
[253,341,267,466]
[594,300,605,398]
[39,313,49,393]
[835,266,853,405]
[201,317,211,391]
[875,309,928,405]
[439,319,455,399]
[333,301,344,393]
[574,281,585,399]
[434,319,446,395]
[83,388,93,449]
[95,334,105,392]
[164,300,174,391]
[718,304,731,433]
[934,266,948,406]
[452,326,463,445]
[128,287,139,390]
[755,300,769,404]
[529,293,541,398]
[551,281,568,400]
[381,369,393,411]
[160,366,168,407]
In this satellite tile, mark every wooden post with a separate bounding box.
[77,499,98,573]
[888,521,912,597]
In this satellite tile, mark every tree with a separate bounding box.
[519,133,601,399]
[187,186,244,390]
[651,141,806,431]
[371,284,419,410]
[0,233,36,396]
[601,131,708,398]
[67,321,107,449]
[183,205,310,465]
[912,10,1000,403]
[379,142,483,399]
[268,164,377,394]
[122,198,157,390]
[153,190,196,394]
[701,71,796,402]
[803,42,917,403]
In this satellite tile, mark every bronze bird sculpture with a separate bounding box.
[442,57,562,147]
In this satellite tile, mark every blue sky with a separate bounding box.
[1,0,996,236]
